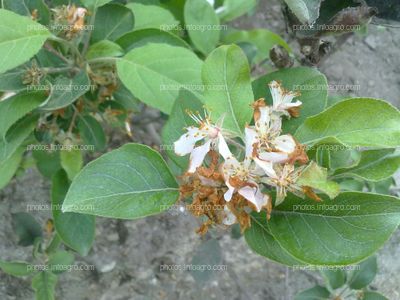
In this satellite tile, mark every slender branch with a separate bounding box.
[43,42,71,64]
[68,105,80,134]
[42,66,80,74]
[48,35,83,64]
[81,9,97,57]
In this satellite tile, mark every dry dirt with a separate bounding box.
[1,0,399,299]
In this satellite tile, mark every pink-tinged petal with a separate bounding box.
[259,151,289,164]
[244,127,258,158]
[253,157,276,177]
[174,127,204,156]
[187,140,211,173]
[238,186,269,212]
[224,181,235,201]
[274,134,296,154]
[217,133,233,160]
[222,206,237,225]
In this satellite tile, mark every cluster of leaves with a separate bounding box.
[0,0,399,299]
[295,256,388,300]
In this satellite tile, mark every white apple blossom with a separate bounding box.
[261,163,306,205]
[174,111,228,173]
[219,128,270,212]
[246,103,301,164]
[269,80,302,117]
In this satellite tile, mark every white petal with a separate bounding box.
[188,140,211,173]
[274,134,296,154]
[269,81,283,108]
[217,133,233,160]
[238,186,269,212]
[254,157,277,177]
[244,127,258,158]
[256,106,272,133]
[280,90,296,104]
[259,151,289,164]
[275,186,286,206]
[224,181,235,201]
[283,100,302,107]
[222,206,237,225]
[174,127,204,156]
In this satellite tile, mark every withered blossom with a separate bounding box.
[173,81,318,234]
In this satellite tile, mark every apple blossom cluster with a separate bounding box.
[174,81,316,234]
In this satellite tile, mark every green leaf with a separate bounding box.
[202,44,254,136]
[91,3,134,43]
[0,91,45,138]
[2,0,51,25]
[295,98,400,148]
[81,0,112,9]
[0,66,27,91]
[222,29,291,64]
[218,0,257,22]
[113,81,140,111]
[77,115,106,152]
[0,115,38,163]
[32,149,61,179]
[86,40,124,60]
[0,260,34,277]
[117,43,203,114]
[126,3,179,30]
[284,0,323,24]
[62,143,179,219]
[32,271,57,300]
[339,179,365,192]
[348,255,377,289]
[320,269,346,289]
[60,148,83,180]
[0,146,24,189]
[362,291,389,300]
[329,148,361,171]
[48,250,75,274]
[334,149,400,182]
[297,161,340,199]
[11,212,43,246]
[161,94,204,170]
[116,29,189,52]
[190,239,222,283]
[267,192,400,265]
[252,67,328,133]
[52,170,95,256]
[368,178,394,195]
[294,285,330,300]
[39,70,90,111]
[245,212,305,266]
[184,0,220,55]
[0,9,51,73]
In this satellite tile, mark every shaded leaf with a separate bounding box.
[52,170,95,256]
